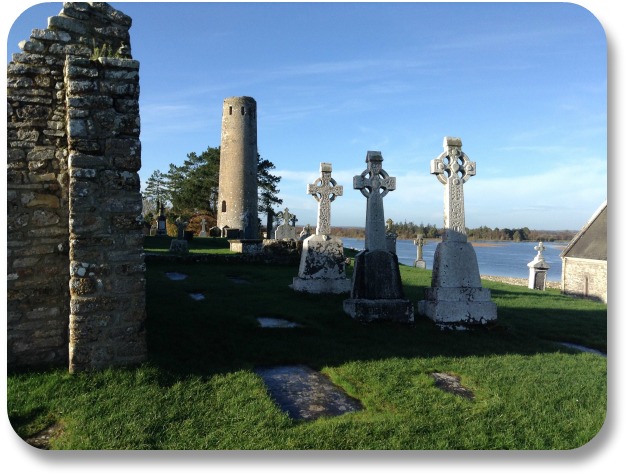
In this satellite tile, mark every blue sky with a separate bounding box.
[6,1,609,231]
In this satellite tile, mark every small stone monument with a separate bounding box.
[199,218,208,237]
[156,200,167,236]
[169,217,189,254]
[414,234,426,269]
[385,218,398,254]
[418,137,497,329]
[275,207,298,240]
[528,241,550,290]
[299,224,313,241]
[343,151,413,323]
[292,163,351,294]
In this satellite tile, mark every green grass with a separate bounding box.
[7,249,607,450]
[143,235,236,254]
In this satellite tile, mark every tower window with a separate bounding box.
[221,200,227,213]
[229,106,232,115]
[241,106,245,115]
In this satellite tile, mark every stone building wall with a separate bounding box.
[561,258,607,304]
[7,2,146,371]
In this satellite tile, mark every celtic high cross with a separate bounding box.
[353,151,396,251]
[307,162,343,236]
[414,234,425,261]
[277,207,295,226]
[430,137,476,241]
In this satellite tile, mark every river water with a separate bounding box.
[340,237,566,282]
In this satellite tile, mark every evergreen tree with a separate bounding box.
[257,153,283,226]
[143,170,168,213]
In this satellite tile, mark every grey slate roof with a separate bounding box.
[561,201,607,261]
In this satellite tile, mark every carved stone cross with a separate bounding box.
[535,241,546,258]
[277,207,295,226]
[353,151,396,251]
[414,234,425,261]
[430,137,475,241]
[175,217,188,240]
[307,162,343,236]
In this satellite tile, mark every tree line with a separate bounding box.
[141,146,282,231]
[332,221,575,242]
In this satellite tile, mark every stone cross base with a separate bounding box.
[229,239,263,254]
[418,296,497,330]
[343,250,413,323]
[528,267,548,290]
[199,231,208,237]
[418,240,497,329]
[343,299,413,323]
[414,259,426,269]
[169,239,189,254]
[291,235,350,294]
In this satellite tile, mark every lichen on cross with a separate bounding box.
[353,151,396,251]
[307,162,343,236]
[430,137,476,241]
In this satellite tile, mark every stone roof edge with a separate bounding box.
[560,199,607,258]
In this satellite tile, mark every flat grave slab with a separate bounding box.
[431,372,475,400]
[257,317,301,328]
[165,272,187,281]
[227,275,251,285]
[255,365,362,421]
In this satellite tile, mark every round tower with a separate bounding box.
[217,96,259,239]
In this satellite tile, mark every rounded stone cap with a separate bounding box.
[224,96,256,105]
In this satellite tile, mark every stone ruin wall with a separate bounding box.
[561,258,607,304]
[7,2,146,372]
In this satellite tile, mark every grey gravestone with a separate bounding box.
[292,163,351,294]
[256,317,301,328]
[343,151,413,323]
[275,207,298,240]
[169,217,189,253]
[385,218,397,254]
[299,224,313,241]
[417,137,497,329]
[255,365,362,421]
[414,234,426,268]
[199,218,208,237]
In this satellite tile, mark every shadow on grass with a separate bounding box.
[144,260,607,386]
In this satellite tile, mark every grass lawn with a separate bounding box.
[7,238,607,450]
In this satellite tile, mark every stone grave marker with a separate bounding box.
[414,234,426,268]
[417,137,497,329]
[199,218,208,237]
[275,207,298,240]
[299,224,313,241]
[292,163,351,294]
[169,217,189,254]
[256,317,301,328]
[527,241,550,290]
[343,151,413,322]
[255,365,362,421]
[385,218,398,254]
